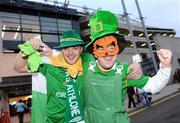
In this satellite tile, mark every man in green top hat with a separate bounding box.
[84,10,172,123]
[14,29,142,123]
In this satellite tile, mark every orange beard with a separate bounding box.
[93,35,119,58]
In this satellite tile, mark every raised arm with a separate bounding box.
[142,49,172,93]
[13,52,28,72]
[13,36,53,72]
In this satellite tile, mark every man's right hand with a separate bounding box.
[29,36,53,57]
[29,36,43,50]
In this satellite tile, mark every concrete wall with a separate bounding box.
[154,35,180,83]
[0,20,29,112]
[0,20,2,53]
[0,53,30,78]
[118,47,151,64]
[0,20,9,111]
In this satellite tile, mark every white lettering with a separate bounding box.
[67,84,80,117]
[67,84,73,91]
[56,91,66,98]
[70,102,80,117]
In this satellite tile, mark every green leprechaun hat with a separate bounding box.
[54,30,86,49]
[86,10,126,53]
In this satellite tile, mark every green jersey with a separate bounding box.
[38,53,94,123]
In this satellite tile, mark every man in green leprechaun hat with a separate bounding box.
[84,10,172,123]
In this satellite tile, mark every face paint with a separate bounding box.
[93,35,119,58]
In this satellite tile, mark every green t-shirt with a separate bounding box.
[38,53,94,123]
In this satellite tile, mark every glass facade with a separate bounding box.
[21,14,40,32]
[0,12,20,30]
[0,12,21,41]
[57,19,72,33]
[42,34,59,42]
[22,33,39,41]
[40,17,58,33]
[0,10,74,51]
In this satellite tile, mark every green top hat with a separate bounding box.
[54,30,86,49]
[86,10,126,53]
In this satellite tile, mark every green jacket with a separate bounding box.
[39,53,94,123]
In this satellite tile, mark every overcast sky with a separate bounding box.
[35,0,180,37]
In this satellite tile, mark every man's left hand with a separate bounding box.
[127,63,142,79]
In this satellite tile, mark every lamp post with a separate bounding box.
[121,0,139,56]
[135,0,158,72]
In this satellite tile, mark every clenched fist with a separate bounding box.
[156,49,172,68]
[29,36,53,56]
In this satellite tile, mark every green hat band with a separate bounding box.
[91,22,117,33]
[54,30,86,49]
[90,22,118,41]
[60,38,82,42]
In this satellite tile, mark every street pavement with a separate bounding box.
[125,83,180,113]
[130,93,180,123]
[10,113,30,123]
[10,83,180,123]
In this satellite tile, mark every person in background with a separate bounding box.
[26,98,32,113]
[173,68,180,83]
[138,88,151,108]
[127,86,136,108]
[134,87,141,105]
[15,99,27,123]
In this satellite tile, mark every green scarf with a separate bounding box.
[65,72,84,123]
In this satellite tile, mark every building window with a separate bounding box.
[22,33,40,41]
[141,53,148,60]
[40,17,58,33]
[2,32,21,41]
[0,12,21,41]
[42,34,59,42]
[21,14,40,32]
[57,19,72,33]
[0,12,20,31]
